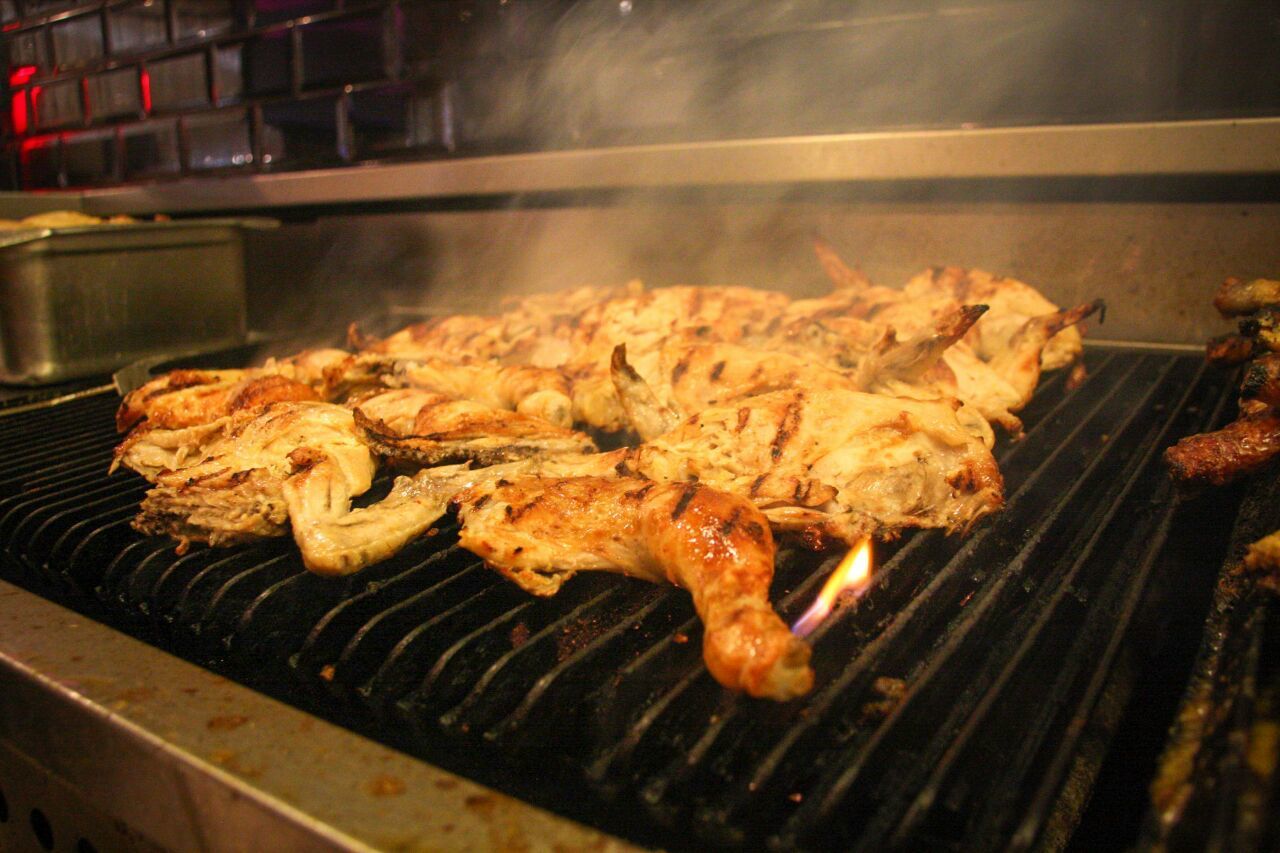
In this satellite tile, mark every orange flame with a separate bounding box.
[792,537,873,637]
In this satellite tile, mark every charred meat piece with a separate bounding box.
[1214,277,1280,317]
[1239,308,1280,353]
[454,476,813,700]
[353,389,595,467]
[123,402,375,552]
[1164,409,1280,487]
[1206,333,1258,367]
[1240,353,1280,409]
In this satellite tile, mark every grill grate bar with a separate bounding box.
[884,357,1225,849]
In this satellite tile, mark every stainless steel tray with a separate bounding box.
[0,217,277,385]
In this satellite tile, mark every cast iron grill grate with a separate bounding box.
[0,348,1247,850]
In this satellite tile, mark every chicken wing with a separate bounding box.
[453,476,813,700]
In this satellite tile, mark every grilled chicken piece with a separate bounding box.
[1214,277,1280,317]
[611,305,997,445]
[564,285,792,431]
[1240,308,1280,353]
[1245,529,1280,575]
[1240,352,1280,409]
[338,386,1002,576]
[353,389,595,467]
[1206,333,1258,366]
[902,266,1090,372]
[350,314,533,362]
[325,354,573,427]
[1164,409,1280,487]
[116,348,350,433]
[453,476,813,700]
[619,388,1004,546]
[126,402,375,552]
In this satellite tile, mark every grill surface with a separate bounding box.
[0,347,1247,850]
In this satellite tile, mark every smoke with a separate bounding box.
[243,2,1280,345]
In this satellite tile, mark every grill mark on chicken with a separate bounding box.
[670,483,699,520]
[771,396,805,461]
[710,360,726,381]
[671,350,695,385]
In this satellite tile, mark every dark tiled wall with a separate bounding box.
[2,0,1279,191]
[3,0,460,187]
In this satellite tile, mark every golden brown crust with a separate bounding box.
[1164,411,1280,487]
[1205,333,1257,367]
[455,476,813,699]
[1214,277,1280,318]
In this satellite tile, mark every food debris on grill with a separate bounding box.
[108,241,1099,700]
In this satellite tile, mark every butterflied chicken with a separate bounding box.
[327,386,1004,575]
[562,285,792,431]
[353,388,595,467]
[453,476,813,700]
[119,402,376,555]
[116,348,350,433]
[325,355,573,427]
[617,388,1004,547]
[609,315,996,448]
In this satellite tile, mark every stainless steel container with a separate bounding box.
[0,218,276,384]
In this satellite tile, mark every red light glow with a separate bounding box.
[9,65,36,87]
[139,69,152,113]
[10,92,27,135]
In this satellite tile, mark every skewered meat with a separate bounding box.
[353,389,595,467]
[125,402,375,551]
[116,348,349,432]
[454,476,813,700]
[1213,276,1280,317]
[325,355,574,426]
[1164,409,1280,487]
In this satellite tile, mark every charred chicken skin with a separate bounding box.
[454,476,813,700]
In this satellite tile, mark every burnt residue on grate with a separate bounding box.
[0,349,1251,850]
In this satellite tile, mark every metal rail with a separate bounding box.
[0,577,636,853]
[61,117,1280,215]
